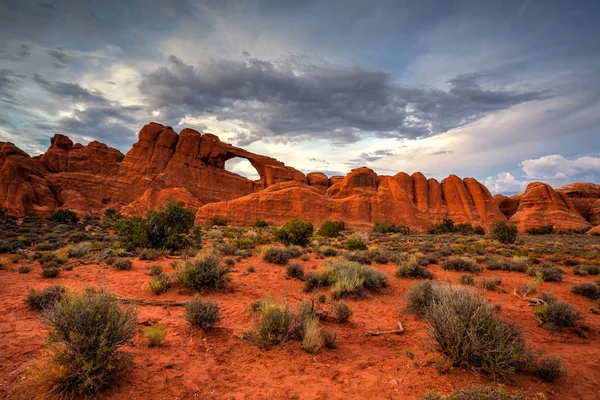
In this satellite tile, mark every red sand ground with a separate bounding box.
[1,253,599,399]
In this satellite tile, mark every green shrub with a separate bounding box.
[486,256,529,272]
[148,264,163,276]
[317,220,345,237]
[344,237,368,251]
[251,218,268,229]
[232,237,255,249]
[335,301,352,323]
[318,259,388,299]
[302,316,322,353]
[534,295,582,329]
[40,287,137,398]
[441,257,481,273]
[460,274,474,285]
[435,219,455,234]
[262,246,292,265]
[286,263,305,279]
[19,265,32,274]
[413,282,529,379]
[144,274,172,295]
[41,266,61,278]
[490,220,517,244]
[103,208,123,220]
[67,231,90,243]
[143,324,166,347]
[184,296,220,330]
[454,223,475,235]
[211,217,228,226]
[396,256,433,279]
[116,201,196,251]
[527,225,555,235]
[529,266,562,282]
[24,285,65,311]
[67,242,91,258]
[373,222,410,234]
[273,219,314,247]
[405,280,440,317]
[243,297,297,345]
[50,209,79,224]
[175,251,230,291]
[571,283,600,300]
[535,354,566,382]
[112,257,133,271]
[480,278,503,291]
[139,248,162,261]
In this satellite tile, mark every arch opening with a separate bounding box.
[224,157,261,181]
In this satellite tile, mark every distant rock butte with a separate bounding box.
[0,123,598,232]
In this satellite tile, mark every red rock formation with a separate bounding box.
[556,183,600,225]
[198,167,506,232]
[2,122,598,233]
[503,182,591,232]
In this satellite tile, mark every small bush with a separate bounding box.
[232,237,255,249]
[40,287,137,398]
[143,324,167,347]
[41,266,61,278]
[335,301,352,323]
[262,246,291,265]
[480,278,503,291]
[113,257,133,271]
[527,225,555,235]
[251,218,268,229]
[406,281,529,379]
[441,257,481,273]
[50,209,79,224]
[144,274,172,295]
[321,329,337,349]
[175,251,231,291]
[490,220,517,244]
[302,316,322,353]
[396,256,434,279]
[67,242,91,258]
[139,248,162,261]
[534,296,582,329]
[273,219,314,247]
[344,237,368,251]
[211,217,228,226]
[535,354,566,382]
[148,264,163,276]
[325,260,388,299]
[454,223,475,235]
[571,283,600,300]
[24,286,66,310]
[243,297,296,345]
[460,274,474,285]
[19,265,32,274]
[286,263,305,279]
[184,296,220,330]
[486,256,529,272]
[529,266,562,282]
[317,221,345,237]
[373,222,410,234]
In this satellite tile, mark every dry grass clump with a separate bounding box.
[184,296,221,330]
[143,324,167,347]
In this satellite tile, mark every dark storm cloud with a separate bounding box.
[33,74,109,105]
[139,57,548,144]
[0,44,31,61]
[47,48,71,69]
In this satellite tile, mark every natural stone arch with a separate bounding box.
[224,156,261,181]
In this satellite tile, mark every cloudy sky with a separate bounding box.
[1,0,599,194]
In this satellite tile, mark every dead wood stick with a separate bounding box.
[512,289,546,306]
[114,296,186,307]
[366,321,405,336]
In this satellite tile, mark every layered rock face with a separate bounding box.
[1,122,599,233]
[494,182,594,232]
[197,167,507,231]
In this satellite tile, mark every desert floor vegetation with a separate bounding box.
[1,213,599,399]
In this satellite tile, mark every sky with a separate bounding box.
[0,0,599,194]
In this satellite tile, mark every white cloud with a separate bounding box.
[484,172,528,195]
[521,154,600,183]
[485,155,600,195]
